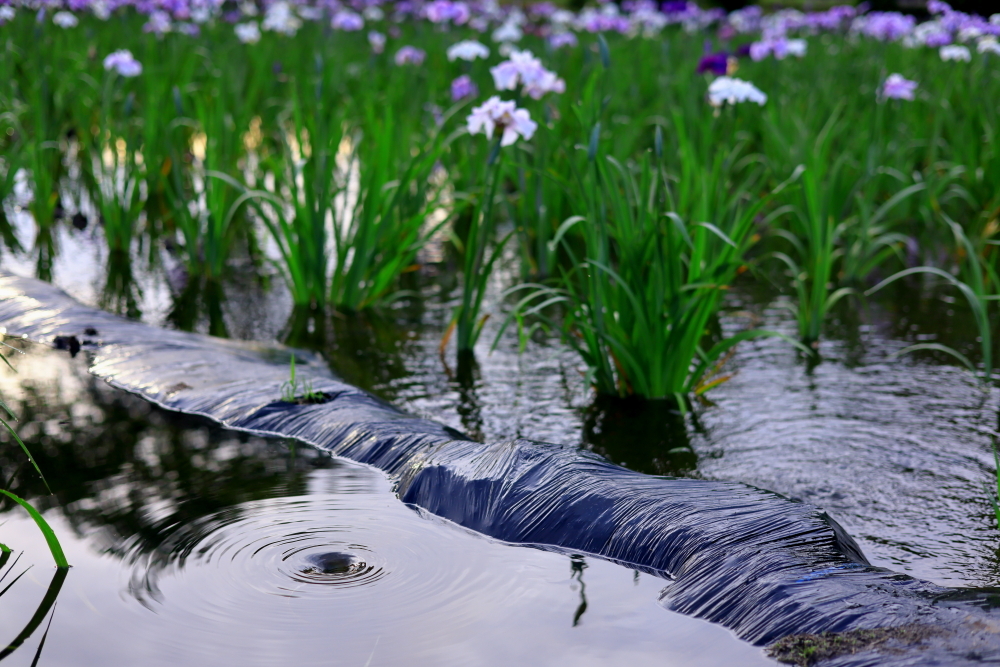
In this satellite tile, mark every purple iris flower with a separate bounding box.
[450,74,478,101]
[697,52,729,75]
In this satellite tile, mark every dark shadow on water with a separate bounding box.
[453,350,484,442]
[582,396,695,476]
[99,250,142,320]
[0,342,331,562]
[168,275,229,338]
[283,305,419,402]
[33,227,55,284]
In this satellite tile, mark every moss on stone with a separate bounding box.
[767,624,944,666]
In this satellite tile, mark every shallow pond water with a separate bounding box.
[0,343,771,666]
[3,211,1000,593]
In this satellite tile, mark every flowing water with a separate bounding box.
[2,209,1000,662]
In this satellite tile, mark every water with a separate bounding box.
[0,343,771,666]
[3,213,1000,591]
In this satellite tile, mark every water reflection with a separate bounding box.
[0,563,65,663]
[284,306,419,399]
[0,342,325,561]
[169,275,230,338]
[570,555,588,627]
[0,343,771,667]
[582,396,696,476]
[99,249,142,319]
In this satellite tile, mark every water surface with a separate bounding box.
[3,209,1000,590]
[0,343,771,666]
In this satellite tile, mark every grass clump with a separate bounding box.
[279,354,328,405]
[504,127,803,405]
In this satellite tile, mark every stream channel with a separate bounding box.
[2,217,1000,665]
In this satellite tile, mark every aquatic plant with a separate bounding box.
[0,0,998,427]
[866,219,995,381]
[280,354,324,404]
[452,96,537,360]
[0,344,49,491]
[502,130,797,404]
[252,100,450,312]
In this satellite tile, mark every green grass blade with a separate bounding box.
[0,491,68,568]
[889,343,977,375]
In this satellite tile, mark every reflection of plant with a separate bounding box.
[0,551,67,662]
[279,355,324,404]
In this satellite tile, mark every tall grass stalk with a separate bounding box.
[453,137,510,359]
[166,84,247,281]
[767,111,856,346]
[90,73,144,254]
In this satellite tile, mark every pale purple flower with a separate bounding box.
[466,96,537,147]
[750,37,807,62]
[978,36,1000,56]
[707,77,767,107]
[924,30,953,48]
[490,49,565,100]
[190,4,212,24]
[297,6,322,21]
[0,6,14,24]
[91,0,110,21]
[235,22,261,44]
[958,26,983,42]
[331,9,363,31]
[394,46,426,66]
[548,31,577,49]
[851,12,915,42]
[262,1,300,35]
[492,20,522,43]
[52,11,78,27]
[368,31,386,54]
[103,49,142,77]
[447,40,489,61]
[879,73,917,101]
[749,41,771,61]
[451,74,478,101]
[940,44,971,61]
[143,10,171,34]
[785,39,807,57]
[425,0,469,25]
[550,9,575,27]
[630,6,668,37]
[726,5,761,34]
[176,22,200,36]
